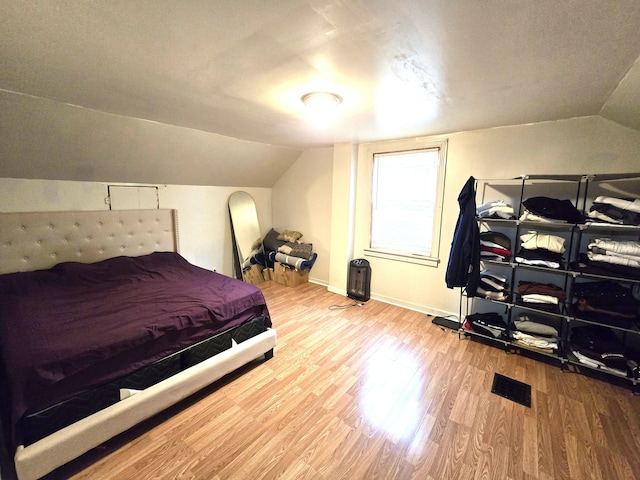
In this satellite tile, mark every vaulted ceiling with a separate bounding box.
[1,1,640,185]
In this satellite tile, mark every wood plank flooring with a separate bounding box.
[41,281,640,479]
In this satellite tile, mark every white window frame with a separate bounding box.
[364,138,447,267]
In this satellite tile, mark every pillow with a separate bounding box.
[263,228,287,252]
[277,229,303,242]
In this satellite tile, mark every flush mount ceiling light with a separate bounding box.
[301,91,343,111]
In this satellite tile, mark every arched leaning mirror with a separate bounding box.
[228,191,264,284]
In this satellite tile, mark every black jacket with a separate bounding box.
[445,176,480,292]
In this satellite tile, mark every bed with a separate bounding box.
[0,209,277,480]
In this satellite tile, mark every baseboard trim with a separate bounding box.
[321,284,456,319]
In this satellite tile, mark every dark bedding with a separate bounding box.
[0,252,271,445]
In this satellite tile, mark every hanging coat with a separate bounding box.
[445,176,480,293]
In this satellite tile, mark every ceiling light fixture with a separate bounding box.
[301,91,343,111]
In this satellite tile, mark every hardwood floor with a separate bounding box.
[42,281,640,479]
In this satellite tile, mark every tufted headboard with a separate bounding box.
[0,209,179,274]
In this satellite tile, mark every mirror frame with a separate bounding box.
[228,191,264,283]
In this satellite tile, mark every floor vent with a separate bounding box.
[491,373,531,407]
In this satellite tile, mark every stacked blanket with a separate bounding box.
[475,269,509,301]
[515,230,566,269]
[479,231,512,262]
[586,238,640,270]
[519,196,583,224]
[570,324,628,377]
[571,238,640,279]
[476,200,516,220]
[587,196,640,226]
[571,280,639,329]
[464,312,508,339]
[510,312,560,354]
[517,280,566,313]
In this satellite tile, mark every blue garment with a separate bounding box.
[445,176,480,292]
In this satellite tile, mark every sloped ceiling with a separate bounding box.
[1,1,640,186]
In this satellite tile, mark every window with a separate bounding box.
[366,139,447,265]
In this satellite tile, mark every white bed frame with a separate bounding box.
[0,209,277,480]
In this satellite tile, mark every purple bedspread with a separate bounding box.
[0,252,270,441]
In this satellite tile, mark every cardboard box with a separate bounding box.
[272,263,309,287]
[262,267,272,281]
[243,264,265,285]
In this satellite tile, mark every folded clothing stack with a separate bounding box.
[587,196,640,226]
[586,238,640,271]
[519,196,583,224]
[510,312,560,354]
[572,280,639,329]
[464,312,508,339]
[262,228,317,271]
[479,231,512,262]
[571,245,640,281]
[517,280,566,313]
[570,324,627,377]
[515,230,566,269]
[476,269,509,301]
[476,200,516,220]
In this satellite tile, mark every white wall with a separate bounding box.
[271,147,333,284]
[0,90,302,187]
[4,115,640,317]
[328,143,358,295]
[0,177,271,276]
[343,116,640,316]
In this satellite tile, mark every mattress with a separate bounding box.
[0,252,271,449]
[19,315,268,446]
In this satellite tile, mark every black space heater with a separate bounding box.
[347,258,371,302]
